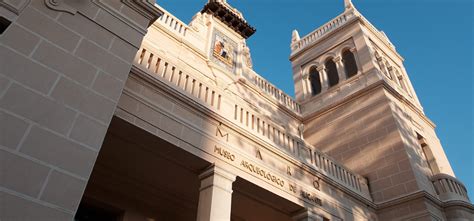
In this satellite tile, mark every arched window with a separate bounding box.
[342,50,358,78]
[309,66,322,95]
[325,58,339,87]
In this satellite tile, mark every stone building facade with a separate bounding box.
[0,0,472,220]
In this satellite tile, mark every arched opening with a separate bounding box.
[309,66,322,95]
[325,58,339,87]
[342,49,358,78]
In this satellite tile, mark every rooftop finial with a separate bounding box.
[292,30,300,43]
[344,0,354,10]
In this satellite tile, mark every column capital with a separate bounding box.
[292,209,324,221]
[349,47,357,52]
[316,66,325,72]
[332,56,342,63]
[302,73,309,80]
[199,164,236,181]
[198,164,236,193]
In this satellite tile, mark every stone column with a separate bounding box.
[317,66,328,91]
[333,56,346,82]
[292,209,324,221]
[196,165,237,221]
[387,66,396,81]
[302,73,311,99]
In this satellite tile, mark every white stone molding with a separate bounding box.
[44,0,77,15]
[197,165,237,221]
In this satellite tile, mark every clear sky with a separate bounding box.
[157,0,473,199]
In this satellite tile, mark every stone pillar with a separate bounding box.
[0,1,161,220]
[317,66,328,91]
[196,165,236,221]
[292,209,324,221]
[302,73,311,99]
[387,66,396,81]
[333,56,346,82]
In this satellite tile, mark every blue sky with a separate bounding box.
[157,0,473,199]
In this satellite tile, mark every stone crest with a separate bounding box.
[211,29,237,72]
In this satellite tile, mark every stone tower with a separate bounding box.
[290,2,471,220]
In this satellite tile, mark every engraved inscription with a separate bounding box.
[313,178,321,190]
[289,184,297,193]
[216,125,229,142]
[214,146,235,161]
[301,190,322,206]
[256,149,262,160]
[240,160,285,187]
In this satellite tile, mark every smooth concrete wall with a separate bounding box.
[0,1,160,219]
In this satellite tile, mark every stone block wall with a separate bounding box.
[304,87,420,203]
[0,1,161,219]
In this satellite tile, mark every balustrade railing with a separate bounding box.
[292,11,353,52]
[313,150,369,196]
[432,173,470,203]
[155,5,188,37]
[244,70,301,114]
[291,8,395,54]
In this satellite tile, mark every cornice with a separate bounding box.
[201,1,255,39]
[302,78,435,129]
[376,190,474,211]
[122,0,163,26]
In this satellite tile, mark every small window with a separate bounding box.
[0,16,12,35]
[342,50,358,78]
[325,58,339,87]
[309,66,322,95]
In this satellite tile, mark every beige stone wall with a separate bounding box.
[0,1,160,220]
[304,86,419,202]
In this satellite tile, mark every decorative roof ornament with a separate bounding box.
[292,30,300,43]
[202,0,256,39]
[344,0,354,10]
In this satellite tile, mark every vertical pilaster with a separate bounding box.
[196,165,236,221]
[292,209,324,221]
